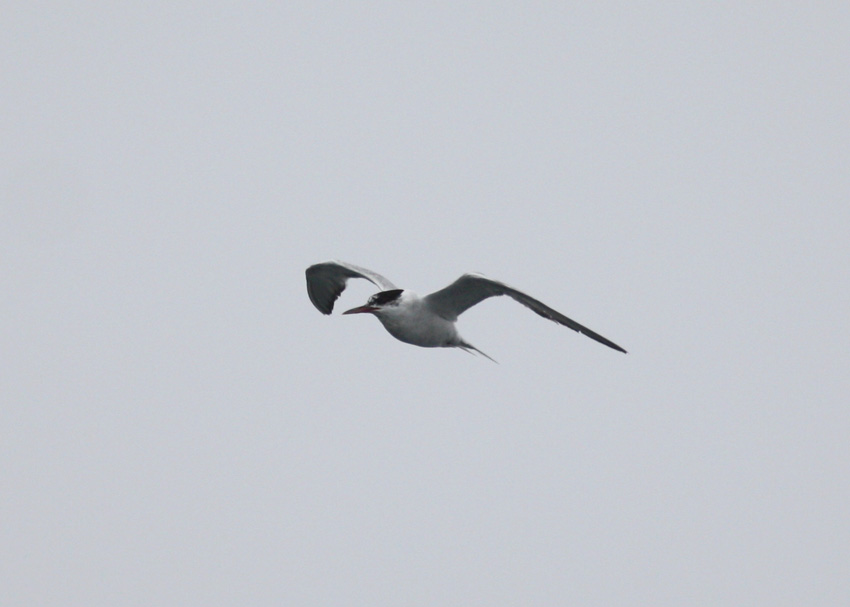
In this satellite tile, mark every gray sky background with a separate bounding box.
[3,3,848,606]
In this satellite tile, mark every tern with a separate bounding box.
[305,260,627,361]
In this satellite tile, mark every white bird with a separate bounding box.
[305,260,627,361]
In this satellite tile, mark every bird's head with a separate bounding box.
[343,289,405,316]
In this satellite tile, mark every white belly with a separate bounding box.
[377,309,458,348]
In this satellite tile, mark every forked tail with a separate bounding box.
[457,340,498,364]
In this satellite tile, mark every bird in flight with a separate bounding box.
[305,260,627,361]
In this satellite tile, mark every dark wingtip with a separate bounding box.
[316,297,334,315]
[580,328,627,354]
[601,338,627,354]
[603,340,628,354]
[305,274,335,315]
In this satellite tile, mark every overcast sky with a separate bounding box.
[2,3,848,606]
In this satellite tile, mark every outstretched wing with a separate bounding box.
[424,273,627,353]
[305,260,398,314]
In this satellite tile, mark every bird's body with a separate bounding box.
[305,260,627,360]
[370,291,459,348]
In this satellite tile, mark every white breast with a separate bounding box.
[375,293,459,348]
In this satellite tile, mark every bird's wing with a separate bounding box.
[424,273,627,353]
[306,260,398,315]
